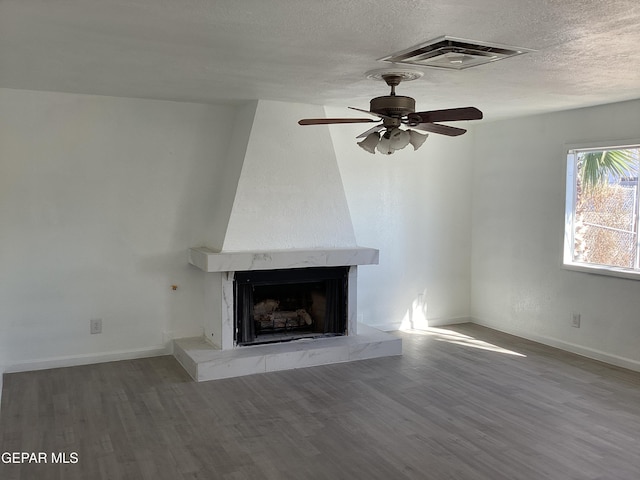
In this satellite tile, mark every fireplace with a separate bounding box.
[187,246,380,351]
[235,267,348,345]
[177,247,401,382]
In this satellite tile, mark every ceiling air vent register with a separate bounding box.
[380,36,534,70]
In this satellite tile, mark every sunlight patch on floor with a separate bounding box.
[400,326,526,357]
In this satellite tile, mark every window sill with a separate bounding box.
[563,262,640,281]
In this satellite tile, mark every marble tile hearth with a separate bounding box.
[174,324,401,382]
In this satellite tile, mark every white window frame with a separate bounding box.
[563,139,640,281]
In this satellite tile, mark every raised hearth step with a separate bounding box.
[173,324,401,382]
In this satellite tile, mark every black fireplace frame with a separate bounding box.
[234,266,349,346]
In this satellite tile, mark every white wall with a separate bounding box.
[328,109,474,330]
[0,88,236,373]
[471,99,640,370]
[5,83,637,396]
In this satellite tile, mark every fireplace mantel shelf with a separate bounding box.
[188,246,379,272]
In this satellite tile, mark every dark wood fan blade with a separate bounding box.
[412,123,467,136]
[356,124,385,139]
[298,118,377,125]
[414,107,483,123]
[348,107,393,120]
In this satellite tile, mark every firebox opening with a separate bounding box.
[234,267,348,346]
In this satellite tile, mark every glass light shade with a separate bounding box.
[376,134,395,155]
[408,129,428,150]
[389,128,411,150]
[357,132,380,154]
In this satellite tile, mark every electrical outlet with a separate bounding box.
[90,318,102,334]
[571,313,581,328]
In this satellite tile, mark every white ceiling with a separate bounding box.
[2,0,640,121]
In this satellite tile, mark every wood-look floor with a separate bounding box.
[1,323,640,480]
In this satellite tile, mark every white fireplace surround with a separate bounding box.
[188,246,379,350]
[172,246,401,382]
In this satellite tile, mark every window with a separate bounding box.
[564,143,640,279]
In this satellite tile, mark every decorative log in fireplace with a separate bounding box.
[234,267,349,346]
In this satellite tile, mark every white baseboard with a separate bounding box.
[3,344,173,374]
[426,316,472,327]
[471,317,640,373]
[368,316,472,332]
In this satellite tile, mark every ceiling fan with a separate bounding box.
[298,71,483,154]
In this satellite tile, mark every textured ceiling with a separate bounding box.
[2,0,640,120]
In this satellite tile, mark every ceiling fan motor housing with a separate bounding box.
[370,95,415,117]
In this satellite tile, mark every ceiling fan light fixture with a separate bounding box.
[360,128,428,155]
[357,132,380,154]
[408,129,429,150]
